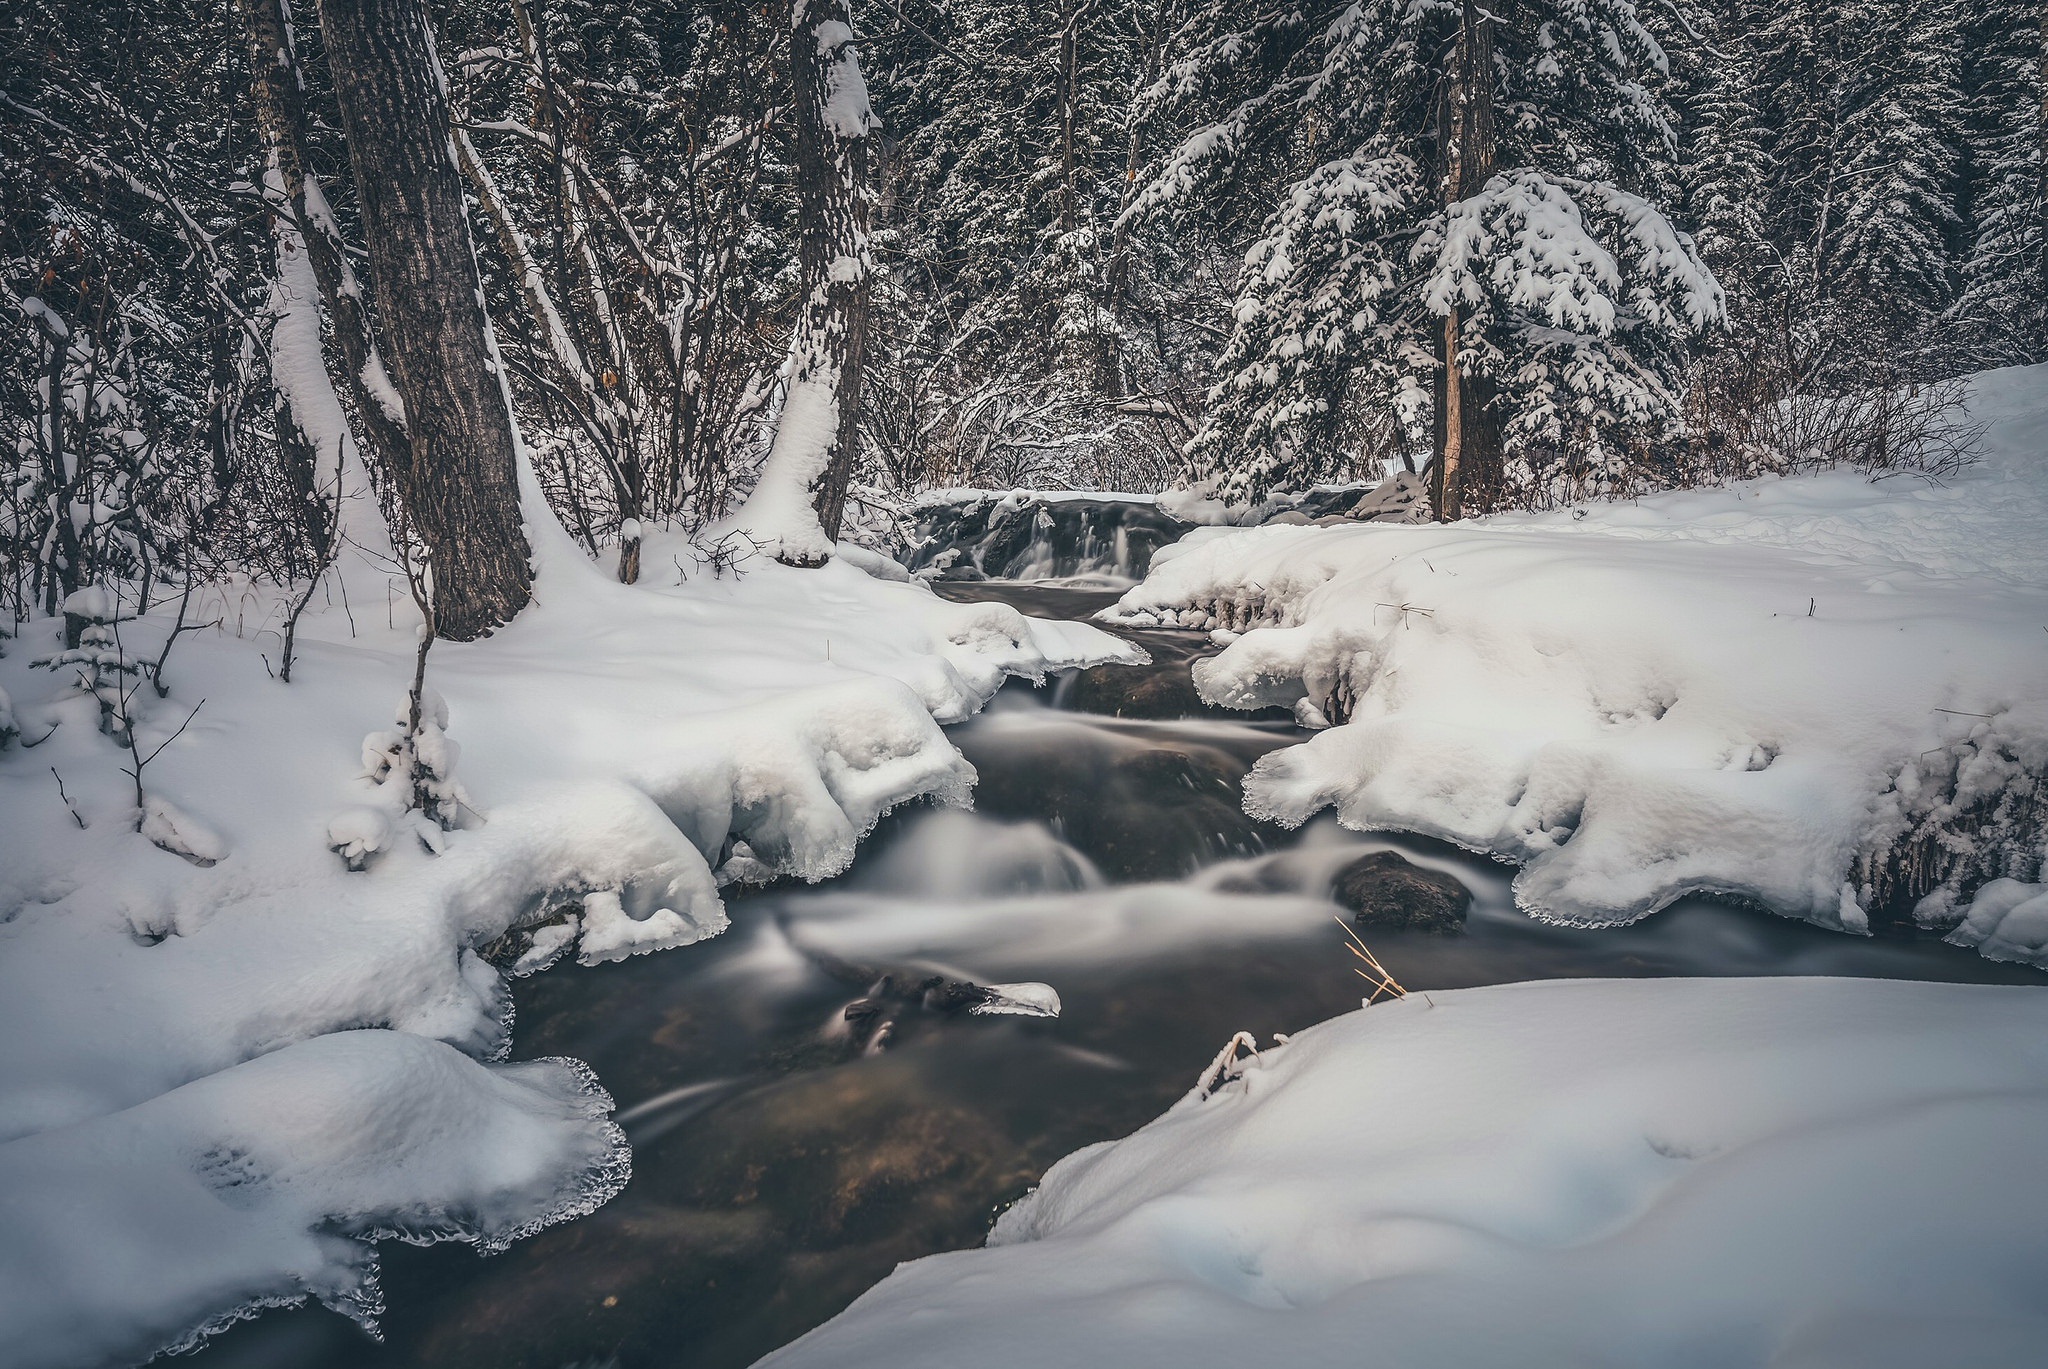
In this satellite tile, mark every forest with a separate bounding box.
[5,0,2043,629]
[3,4,2048,1369]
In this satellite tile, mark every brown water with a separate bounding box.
[194,582,2042,1369]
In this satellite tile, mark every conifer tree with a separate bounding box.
[1135,0,1725,516]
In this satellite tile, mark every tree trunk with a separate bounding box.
[734,0,873,564]
[1432,0,1503,521]
[319,0,533,639]
[239,0,410,493]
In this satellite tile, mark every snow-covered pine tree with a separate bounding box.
[1722,0,1970,380]
[857,0,1210,493]
[1955,0,2047,365]
[1136,0,1725,516]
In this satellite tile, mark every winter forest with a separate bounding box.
[3,0,2048,1365]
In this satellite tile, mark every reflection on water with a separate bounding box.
[195,583,2043,1369]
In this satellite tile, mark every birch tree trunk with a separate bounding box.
[1431,0,1503,521]
[732,0,873,566]
[319,0,533,638]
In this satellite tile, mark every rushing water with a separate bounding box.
[196,582,2042,1369]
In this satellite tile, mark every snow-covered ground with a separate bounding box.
[765,976,2048,1369]
[0,510,1133,1364]
[1107,365,2048,959]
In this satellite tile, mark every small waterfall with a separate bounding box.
[901,492,1189,583]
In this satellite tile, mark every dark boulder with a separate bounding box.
[1332,851,1470,934]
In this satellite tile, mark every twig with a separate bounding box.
[150,577,219,697]
[1194,1030,1261,1100]
[50,767,87,828]
[1336,917,1408,1003]
[125,699,205,824]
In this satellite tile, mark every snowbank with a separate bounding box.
[0,527,1135,1360]
[764,976,2048,1369]
[1105,366,2048,956]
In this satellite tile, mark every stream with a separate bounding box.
[196,582,2042,1369]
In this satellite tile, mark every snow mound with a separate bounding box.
[763,977,2048,1369]
[0,1029,625,1369]
[1105,366,2048,954]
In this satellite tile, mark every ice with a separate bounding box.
[968,982,1062,1017]
[763,978,2048,1369]
[574,888,702,966]
[1105,365,2048,957]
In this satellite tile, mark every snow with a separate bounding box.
[813,19,875,140]
[1104,365,2048,955]
[1952,879,2048,964]
[763,976,2048,1369]
[262,173,393,574]
[0,1031,626,1369]
[0,502,1135,1357]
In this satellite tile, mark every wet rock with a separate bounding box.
[1332,851,1470,934]
[957,724,1275,882]
[1062,661,1209,719]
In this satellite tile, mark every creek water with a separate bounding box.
[196,582,2042,1369]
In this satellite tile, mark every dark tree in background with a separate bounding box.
[319,0,533,638]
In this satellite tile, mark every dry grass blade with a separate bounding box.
[1336,916,1408,1004]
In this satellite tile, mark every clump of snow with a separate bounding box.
[763,977,2048,1369]
[834,540,913,582]
[327,805,393,871]
[0,495,1133,1359]
[1105,366,2048,956]
[1951,880,2048,964]
[139,794,227,867]
[0,1030,626,1369]
[59,585,121,625]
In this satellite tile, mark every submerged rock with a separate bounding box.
[1333,851,1470,934]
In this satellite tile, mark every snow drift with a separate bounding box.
[764,976,2048,1369]
[1105,365,2048,959]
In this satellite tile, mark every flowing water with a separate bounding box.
[196,582,2042,1369]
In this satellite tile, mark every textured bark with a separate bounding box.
[238,0,410,490]
[1431,0,1504,521]
[790,0,871,551]
[319,0,532,638]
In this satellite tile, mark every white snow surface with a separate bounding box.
[0,515,1134,1361]
[765,976,2048,1369]
[1105,366,2048,952]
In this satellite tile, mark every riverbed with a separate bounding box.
[193,582,2041,1369]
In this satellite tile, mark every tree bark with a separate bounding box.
[736,0,873,563]
[319,0,533,638]
[792,0,871,550]
[1432,0,1503,521]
